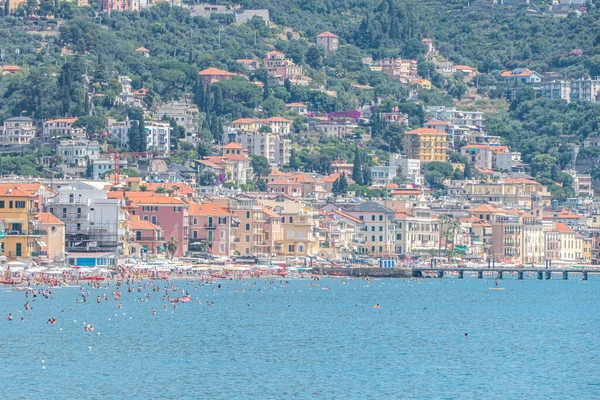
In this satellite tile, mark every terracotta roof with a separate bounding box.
[135,46,150,53]
[453,65,476,71]
[37,212,64,224]
[544,209,583,220]
[126,177,142,182]
[0,187,35,197]
[196,159,225,169]
[223,154,249,161]
[231,118,256,124]
[331,209,363,224]
[317,31,338,38]
[45,117,78,124]
[492,146,509,154]
[236,59,256,64]
[501,69,538,77]
[266,117,291,123]
[199,67,235,76]
[425,120,450,126]
[262,207,280,218]
[285,102,307,108]
[470,204,500,213]
[128,219,161,230]
[502,178,540,185]
[266,50,285,56]
[0,183,48,195]
[133,88,148,96]
[1,65,21,72]
[291,173,315,183]
[268,178,302,186]
[223,142,245,149]
[108,191,188,205]
[405,128,448,136]
[189,202,231,216]
[395,211,412,218]
[143,183,195,195]
[351,84,375,89]
[422,38,432,42]
[392,189,421,195]
[555,222,575,233]
[462,144,492,149]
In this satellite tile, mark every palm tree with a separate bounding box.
[446,220,461,262]
[166,237,178,259]
[437,214,450,260]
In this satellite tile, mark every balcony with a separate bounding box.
[204,224,217,230]
[6,230,47,236]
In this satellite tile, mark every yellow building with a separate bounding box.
[264,200,319,257]
[0,188,45,259]
[404,128,448,162]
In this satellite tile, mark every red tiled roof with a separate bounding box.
[199,67,235,76]
[38,212,64,224]
[317,31,338,38]
[405,128,448,136]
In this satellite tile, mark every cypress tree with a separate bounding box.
[352,146,364,185]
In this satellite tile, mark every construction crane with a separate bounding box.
[107,150,176,186]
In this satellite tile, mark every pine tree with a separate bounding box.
[332,178,341,196]
[464,162,472,179]
[213,85,224,115]
[128,120,140,151]
[352,146,364,185]
[138,119,147,152]
[339,173,349,194]
[289,149,300,171]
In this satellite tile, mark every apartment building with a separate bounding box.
[404,128,448,162]
[0,117,35,146]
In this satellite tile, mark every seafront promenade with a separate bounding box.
[313,266,600,280]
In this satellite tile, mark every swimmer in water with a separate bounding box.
[152,310,157,315]
[7,313,12,322]
[373,304,381,309]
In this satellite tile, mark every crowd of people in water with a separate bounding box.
[3,274,390,329]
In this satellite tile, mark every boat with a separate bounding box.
[0,279,23,285]
[488,288,505,291]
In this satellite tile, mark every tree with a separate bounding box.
[166,237,178,259]
[352,146,364,185]
[198,169,219,186]
[250,155,271,182]
[306,46,323,69]
[463,162,472,179]
[155,186,166,194]
[437,214,450,260]
[139,184,147,192]
[289,149,300,171]
[338,173,349,195]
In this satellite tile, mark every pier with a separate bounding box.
[411,268,598,280]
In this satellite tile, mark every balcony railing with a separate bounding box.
[6,230,47,236]
[204,224,217,230]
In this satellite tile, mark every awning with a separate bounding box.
[35,239,47,248]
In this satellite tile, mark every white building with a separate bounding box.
[111,119,171,156]
[540,81,571,102]
[425,106,484,128]
[371,165,397,184]
[92,158,128,180]
[224,130,290,165]
[47,181,126,254]
[0,117,35,146]
[390,154,422,186]
[57,140,101,167]
[153,100,200,140]
[144,121,171,156]
[570,77,600,102]
[41,118,84,142]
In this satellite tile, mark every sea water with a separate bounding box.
[1,277,600,399]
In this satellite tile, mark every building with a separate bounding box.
[404,128,448,162]
[47,181,126,255]
[57,140,101,167]
[198,67,236,90]
[540,81,571,102]
[461,144,494,170]
[135,46,150,57]
[389,154,422,185]
[394,208,440,256]
[153,100,200,139]
[144,121,172,156]
[422,38,435,55]
[0,117,35,146]
[313,120,358,138]
[426,106,485,128]
[378,58,418,83]
[0,188,46,259]
[264,51,303,85]
[316,31,339,53]
[220,142,251,184]
[110,192,189,257]
[38,212,66,260]
[500,68,543,85]
[41,118,82,142]
[236,59,260,72]
[331,201,396,257]
[234,8,270,26]
[188,202,234,258]
[461,178,551,208]
[99,0,140,12]
[92,158,128,180]
[285,102,308,114]
[268,200,319,257]
[126,217,164,259]
[570,77,600,102]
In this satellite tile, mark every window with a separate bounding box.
[219,217,227,224]
[371,226,375,232]
[144,216,149,221]
[0,201,4,208]
[246,223,250,231]
[193,231,198,239]
[193,218,198,225]
[9,201,13,208]
[289,217,294,223]
[379,226,383,231]
[379,215,383,221]
[298,245,304,252]
[136,231,142,241]
[246,211,250,218]
[379,236,383,241]
[371,246,375,252]
[371,215,375,221]
[220,231,225,239]
[359,216,364,220]
[152,216,157,224]
[245,235,250,243]
[76,223,81,231]
[372,235,375,241]
[219,244,225,253]
[174,207,182,212]
[288,244,295,252]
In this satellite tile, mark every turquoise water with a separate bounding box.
[2,277,600,399]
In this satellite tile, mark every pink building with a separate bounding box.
[111,192,189,257]
[127,217,164,258]
[188,202,234,257]
[264,51,303,82]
